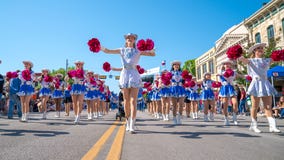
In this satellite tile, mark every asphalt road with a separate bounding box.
[1,110,284,160]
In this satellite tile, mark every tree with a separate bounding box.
[182,59,196,76]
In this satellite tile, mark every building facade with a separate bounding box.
[195,0,284,82]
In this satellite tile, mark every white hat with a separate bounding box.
[124,33,138,40]
[55,73,63,77]
[203,72,211,77]
[23,60,33,68]
[86,70,94,74]
[41,68,50,73]
[74,60,84,64]
[248,43,266,53]
[221,58,234,65]
[171,60,181,66]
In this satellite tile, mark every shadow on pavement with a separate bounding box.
[0,129,69,137]
[136,130,261,139]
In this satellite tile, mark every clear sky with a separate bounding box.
[0,0,267,93]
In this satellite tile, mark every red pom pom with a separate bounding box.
[143,82,152,88]
[138,68,145,74]
[245,75,252,82]
[183,80,191,88]
[22,69,31,81]
[67,70,76,78]
[181,70,191,80]
[189,81,196,87]
[145,39,154,50]
[103,62,111,72]
[223,69,234,78]
[137,39,146,51]
[44,75,53,82]
[142,90,147,95]
[6,72,13,79]
[12,72,18,78]
[75,69,84,78]
[90,77,97,86]
[136,65,141,70]
[212,81,222,88]
[226,44,243,60]
[88,38,101,53]
[271,49,284,61]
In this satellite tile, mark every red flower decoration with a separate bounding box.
[226,44,243,60]
[145,39,154,50]
[88,38,101,53]
[103,62,111,72]
[22,69,31,81]
[67,70,76,78]
[75,69,84,79]
[212,81,222,88]
[44,75,53,82]
[271,49,284,61]
[136,65,141,70]
[245,75,252,82]
[137,39,146,51]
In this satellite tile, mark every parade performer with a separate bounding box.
[39,69,53,119]
[100,33,155,133]
[159,69,172,121]
[63,75,72,116]
[200,72,216,121]
[69,61,86,124]
[17,61,35,122]
[84,71,96,120]
[188,77,200,120]
[170,60,186,125]
[218,58,239,125]
[152,76,162,119]
[52,73,64,118]
[238,43,280,133]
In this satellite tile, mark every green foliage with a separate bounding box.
[182,59,196,76]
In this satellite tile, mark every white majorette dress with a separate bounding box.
[159,80,171,98]
[247,58,277,96]
[17,70,35,96]
[200,80,215,100]
[151,82,161,101]
[188,82,200,101]
[52,79,64,98]
[119,47,142,88]
[170,71,185,97]
[39,76,52,97]
[218,70,237,97]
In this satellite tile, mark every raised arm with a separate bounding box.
[111,67,123,71]
[238,56,249,65]
[100,46,120,54]
[140,49,156,56]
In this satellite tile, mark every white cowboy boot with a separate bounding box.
[267,117,281,133]
[209,112,214,121]
[129,118,135,134]
[125,119,130,131]
[232,113,238,125]
[204,114,209,122]
[224,116,230,126]
[249,118,261,133]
